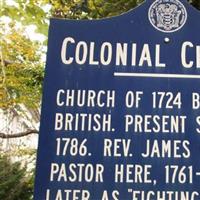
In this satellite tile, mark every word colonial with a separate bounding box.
[61,37,200,69]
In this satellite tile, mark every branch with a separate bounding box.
[0,59,14,66]
[0,129,39,139]
[91,0,104,18]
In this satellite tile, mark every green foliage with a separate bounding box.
[50,0,88,19]
[0,154,34,200]
[1,0,49,35]
[50,0,200,20]
[0,22,44,110]
[50,0,143,19]
[87,0,143,18]
[191,0,200,10]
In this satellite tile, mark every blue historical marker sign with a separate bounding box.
[34,0,200,199]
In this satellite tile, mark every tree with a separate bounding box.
[50,0,200,19]
[50,0,143,19]
[0,22,44,110]
[191,0,200,9]
[1,0,49,35]
[0,153,34,200]
[0,1,47,139]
